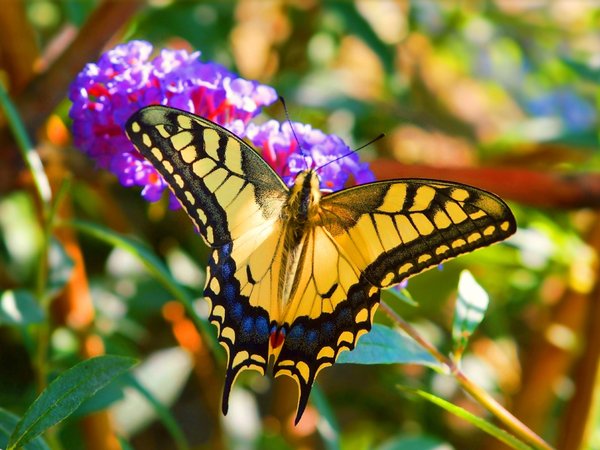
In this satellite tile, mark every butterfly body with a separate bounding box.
[126,106,516,423]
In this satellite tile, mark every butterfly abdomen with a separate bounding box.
[279,170,325,303]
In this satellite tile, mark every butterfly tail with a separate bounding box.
[294,380,314,425]
[221,366,240,415]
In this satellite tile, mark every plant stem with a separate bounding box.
[0,83,52,209]
[379,301,554,450]
[0,83,65,450]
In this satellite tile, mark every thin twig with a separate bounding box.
[379,301,554,450]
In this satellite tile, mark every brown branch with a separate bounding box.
[0,0,142,200]
[556,217,600,448]
[508,284,588,436]
[370,160,600,210]
[0,0,39,95]
[15,0,142,134]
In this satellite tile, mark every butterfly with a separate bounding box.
[125,106,516,424]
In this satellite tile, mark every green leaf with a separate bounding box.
[402,388,532,450]
[7,355,136,450]
[0,408,50,450]
[337,324,441,368]
[452,270,489,359]
[326,2,395,75]
[0,83,51,207]
[382,287,418,307]
[111,347,193,450]
[0,290,45,326]
[123,373,190,450]
[562,58,600,84]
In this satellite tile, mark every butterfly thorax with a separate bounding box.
[279,170,323,306]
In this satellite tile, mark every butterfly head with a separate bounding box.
[286,169,323,221]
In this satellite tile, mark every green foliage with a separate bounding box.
[405,388,532,450]
[452,271,489,360]
[6,356,135,450]
[337,324,440,369]
[0,408,50,450]
[0,290,45,326]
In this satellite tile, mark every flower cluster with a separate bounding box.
[69,40,277,205]
[247,120,374,190]
[69,40,374,204]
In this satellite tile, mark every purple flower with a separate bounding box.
[246,120,375,191]
[70,40,375,206]
[69,40,277,206]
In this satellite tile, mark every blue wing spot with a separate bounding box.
[230,302,243,321]
[223,284,236,302]
[220,263,233,279]
[339,307,352,322]
[221,243,232,257]
[322,322,334,339]
[241,316,254,334]
[256,316,269,335]
[288,324,305,340]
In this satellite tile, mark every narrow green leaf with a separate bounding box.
[7,355,136,450]
[403,388,531,450]
[0,84,52,207]
[0,408,50,450]
[0,290,45,326]
[382,287,418,307]
[562,58,600,84]
[452,270,489,359]
[125,373,190,450]
[326,2,395,74]
[337,324,441,368]
[112,347,192,441]
[67,219,220,357]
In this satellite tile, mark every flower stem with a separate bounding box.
[379,301,554,450]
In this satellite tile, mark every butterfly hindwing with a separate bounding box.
[126,106,288,413]
[273,225,380,423]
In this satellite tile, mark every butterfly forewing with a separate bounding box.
[126,106,289,414]
[126,107,288,246]
[319,179,516,288]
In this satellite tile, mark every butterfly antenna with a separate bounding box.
[279,96,310,170]
[316,133,385,172]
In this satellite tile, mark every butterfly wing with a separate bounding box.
[126,106,289,413]
[319,179,516,287]
[273,225,380,424]
[273,179,515,423]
